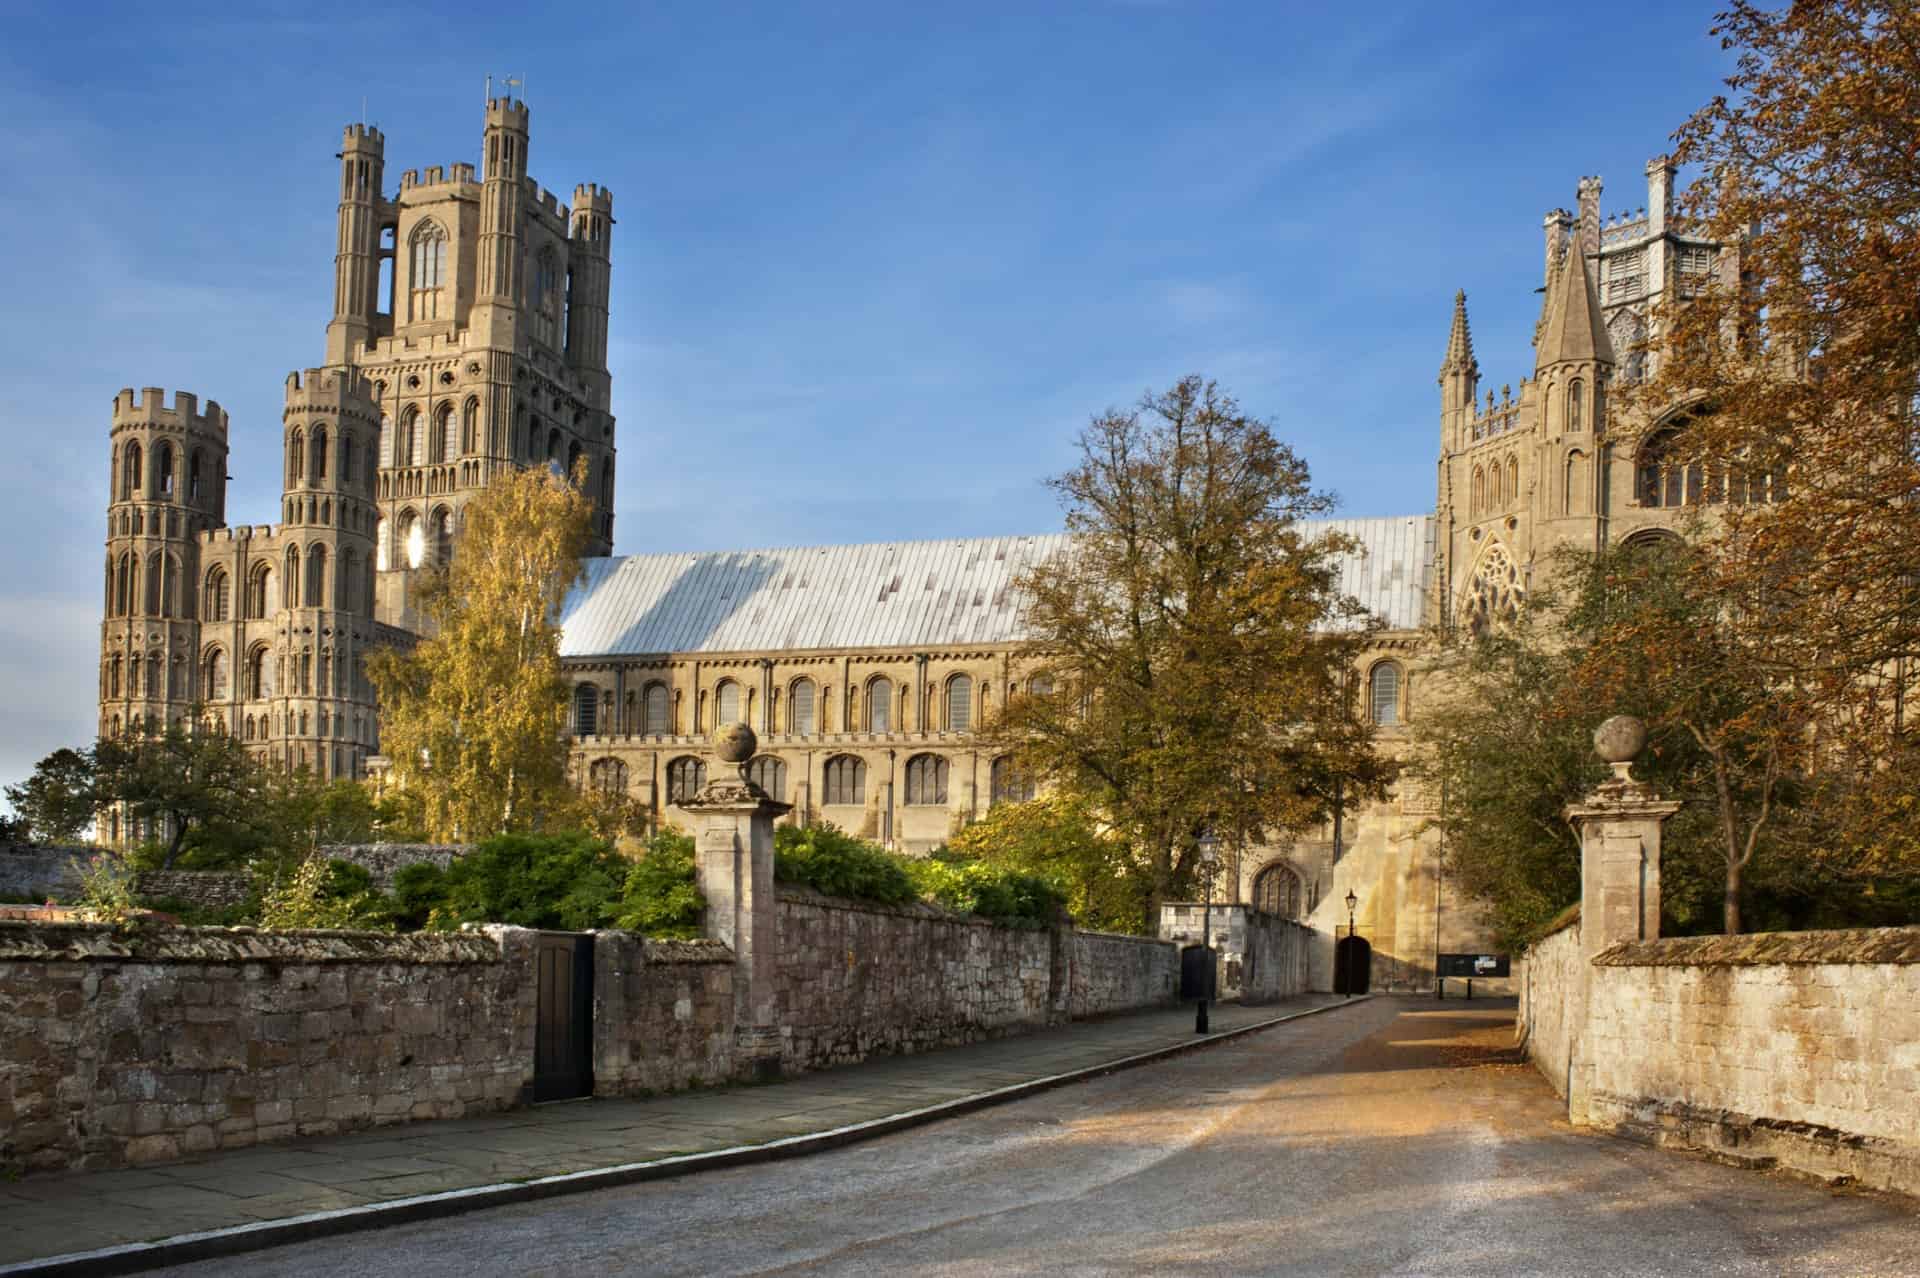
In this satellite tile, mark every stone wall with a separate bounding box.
[773,889,1059,1070]
[1579,928,1920,1195]
[591,937,737,1094]
[1236,910,1313,1004]
[1068,930,1178,1018]
[0,844,94,901]
[0,921,536,1174]
[1516,908,1582,1098]
[132,871,252,912]
[317,843,468,889]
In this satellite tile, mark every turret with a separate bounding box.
[327,123,386,365]
[1438,290,1479,452]
[566,183,614,384]
[472,97,530,347]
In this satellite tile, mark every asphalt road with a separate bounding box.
[165,998,1919,1277]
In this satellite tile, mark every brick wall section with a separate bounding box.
[591,936,736,1094]
[774,889,1058,1070]
[1068,930,1178,1017]
[1516,909,1582,1098]
[1582,927,1920,1194]
[0,921,536,1174]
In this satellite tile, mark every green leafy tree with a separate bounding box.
[428,831,627,931]
[943,794,1144,932]
[5,747,100,843]
[368,463,593,840]
[772,823,917,904]
[994,376,1394,929]
[93,720,264,869]
[614,829,706,938]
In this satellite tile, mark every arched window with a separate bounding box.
[823,755,865,806]
[574,683,599,736]
[189,449,204,501]
[642,681,671,735]
[547,428,562,464]
[247,563,273,618]
[945,674,973,733]
[398,510,424,569]
[375,517,390,572]
[588,757,628,794]
[1252,861,1303,919]
[666,756,707,804]
[122,442,142,500]
[204,567,230,621]
[714,680,741,725]
[409,220,447,320]
[203,647,228,700]
[337,549,356,611]
[311,426,329,482]
[341,433,356,484]
[287,429,304,488]
[747,756,787,800]
[430,507,452,566]
[305,544,327,608]
[430,403,453,464]
[1368,661,1402,726]
[990,756,1035,805]
[1506,456,1519,504]
[532,248,560,347]
[1028,673,1054,697]
[156,442,175,499]
[246,645,271,699]
[788,679,816,736]
[1470,466,1484,514]
[1567,380,1584,434]
[460,398,480,455]
[114,553,132,616]
[904,753,948,805]
[1564,449,1592,516]
[143,552,162,615]
[867,678,892,734]
[398,407,418,468]
[1462,541,1525,639]
[108,654,122,697]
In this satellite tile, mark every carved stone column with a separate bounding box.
[682,721,791,1082]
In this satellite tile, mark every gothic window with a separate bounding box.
[1461,541,1525,639]
[945,674,973,733]
[311,426,329,483]
[409,220,447,321]
[532,248,560,347]
[1470,466,1484,515]
[566,441,583,483]
[305,544,327,608]
[715,679,741,725]
[430,506,452,566]
[156,442,175,499]
[547,428,562,464]
[990,756,1035,805]
[398,509,424,569]
[1368,661,1402,726]
[1029,673,1054,697]
[747,756,787,801]
[904,753,948,805]
[574,683,599,736]
[867,678,892,734]
[342,433,356,484]
[203,647,228,700]
[789,678,816,736]
[428,403,450,464]
[460,398,480,455]
[823,755,865,805]
[1608,310,1647,385]
[114,553,133,616]
[643,681,671,735]
[318,649,332,696]
[247,563,273,618]
[144,553,162,615]
[122,442,142,499]
[1506,456,1519,505]
[588,757,628,794]
[169,655,184,698]
[1565,449,1592,516]
[1252,861,1303,919]
[375,517,390,572]
[287,429,305,489]
[204,567,230,621]
[666,756,706,804]
[109,655,122,697]
[189,449,204,500]
[338,549,355,611]
[1567,381,1583,434]
[398,407,419,468]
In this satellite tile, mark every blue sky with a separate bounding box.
[0,1,1732,785]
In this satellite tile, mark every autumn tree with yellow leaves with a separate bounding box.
[368,463,593,840]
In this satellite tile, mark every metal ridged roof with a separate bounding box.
[557,517,1432,658]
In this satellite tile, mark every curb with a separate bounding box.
[2,995,1373,1277]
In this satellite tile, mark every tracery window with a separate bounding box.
[904,753,948,806]
[823,755,865,805]
[1461,541,1525,640]
[588,757,627,794]
[1252,861,1304,919]
[409,220,447,321]
[747,756,787,801]
[666,756,706,804]
[1608,310,1647,385]
[990,756,1035,805]
[1635,425,1787,509]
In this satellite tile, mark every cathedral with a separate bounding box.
[95,98,1736,988]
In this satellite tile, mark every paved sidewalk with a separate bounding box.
[0,995,1354,1272]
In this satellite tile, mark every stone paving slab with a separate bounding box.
[0,994,1351,1273]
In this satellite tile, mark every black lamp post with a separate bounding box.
[1344,889,1360,998]
[1196,832,1220,1034]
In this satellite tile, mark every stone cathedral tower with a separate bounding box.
[96,95,619,813]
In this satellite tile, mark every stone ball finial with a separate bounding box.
[1593,715,1647,765]
[712,721,757,765]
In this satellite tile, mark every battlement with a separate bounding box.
[198,524,278,546]
[485,96,529,127]
[341,122,384,149]
[112,387,227,434]
[283,367,376,413]
[573,183,613,211]
[398,163,480,192]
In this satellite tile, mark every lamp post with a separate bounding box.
[1345,889,1359,999]
[1196,832,1220,1034]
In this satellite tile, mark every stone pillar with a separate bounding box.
[1561,715,1679,1122]
[682,721,791,1082]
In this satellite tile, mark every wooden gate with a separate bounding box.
[532,933,594,1102]
[1179,944,1215,1001]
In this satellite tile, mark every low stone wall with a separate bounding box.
[0,844,95,901]
[1516,909,1582,1098]
[592,937,737,1094]
[1069,930,1178,1017]
[0,921,536,1175]
[317,843,468,889]
[1235,911,1313,1004]
[133,871,252,911]
[1581,927,1920,1195]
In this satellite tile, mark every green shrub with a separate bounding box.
[614,829,706,938]
[381,862,450,931]
[430,832,626,931]
[773,824,916,905]
[907,859,1067,925]
[258,857,379,930]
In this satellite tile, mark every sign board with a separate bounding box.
[1438,953,1510,978]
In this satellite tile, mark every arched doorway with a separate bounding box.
[1333,935,1372,995]
[1180,944,1216,1001]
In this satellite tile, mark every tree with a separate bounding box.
[943,793,1145,934]
[92,721,264,868]
[5,747,99,844]
[1645,2,1920,808]
[994,377,1394,929]
[367,462,593,840]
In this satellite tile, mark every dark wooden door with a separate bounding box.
[533,933,594,1102]
[1180,944,1215,1001]
[1334,935,1372,995]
